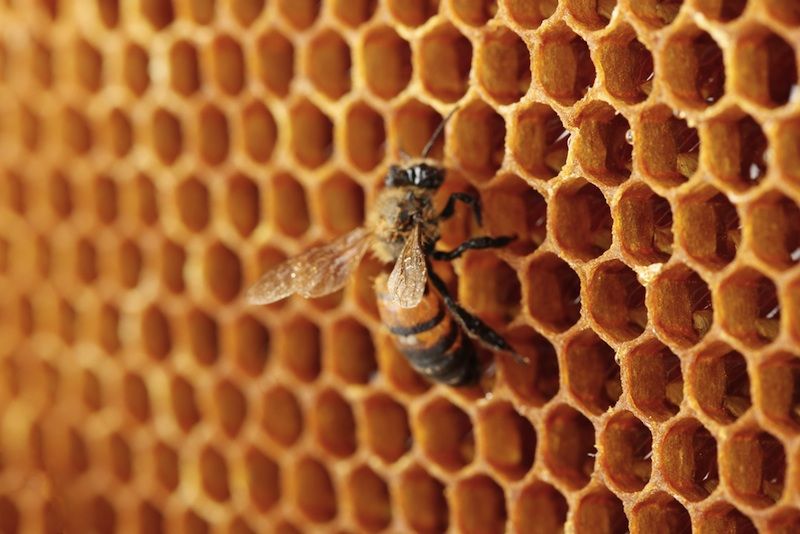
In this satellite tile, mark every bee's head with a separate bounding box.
[385,163,445,189]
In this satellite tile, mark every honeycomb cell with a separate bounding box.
[232,314,269,376]
[124,43,150,95]
[392,100,443,158]
[32,39,53,87]
[573,488,628,534]
[397,465,448,533]
[74,38,102,92]
[596,25,654,104]
[551,179,612,260]
[661,419,719,501]
[98,303,121,353]
[734,29,797,108]
[109,433,132,482]
[483,175,547,255]
[748,192,800,270]
[168,40,200,96]
[256,30,294,96]
[210,36,244,96]
[278,315,320,382]
[477,26,530,105]
[230,517,257,534]
[290,100,333,169]
[161,239,186,294]
[675,188,740,270]
[767,509,800,533]
[345,102,385,172]
[204,242,242,304]
[627,340,682,420]
[318,172,364,235]
[348,465,391,531]
[153,441,179,491]
[543,404,595,489]
[135,173,159,225]
[294,456,337,523]
[388,0,439,26]
[95,174,118,225]
[638,105,700,186]
[629,0,683,27]
[419,23,472,102]
[629,493,691,533]
[512,481,568,534]
[226,174,259,238]
[307,29,351,100]
[83,370,103,412]
[328,317,375,384]
[107,109,132,157]
[618,184,673,264]
[564,330,621,414]
[198,104,229,165]
[183,510,209,534]
[245,448,280,512]
[458,253,520,324]
[362,26,411,100]
[187,0,214,24]
[587,260,647,341]
[477,402,535,480]
[662,28,725,108]
[124,372,150,422]
[417,397,474,471]
[697,502,757,534]
[649,264,713,347]
[362,393,411,463]
[241,101,277,163]
[333,0,377,26]
[453,475,507,534]
[261,385,303,447]
[171,375,201,432]
[704,113,768,189]
[186,310,219,363]
[600,411,652,492]
[573,102,631,184]
[502,328,559,404]
[505,0,557,28]
[312,388,356,457]
[215,380,246,438]
[97,0,119,27]
[717,268,780,347]
[139,501,164,534]
[722,429,785,508]
[19,105,41,152]
[231,0,265,26]
[525,253,581,333]
[695,0,748,21]
[141,0,174,29]
[49,172,73,218]
[152,108,183,164]
[200,446,230,502]
[765,0,800,26]
[62,107,93,154]
[277,0,321,30]
[90,496,116,533]
[758,353,800,431]
[118,240,142,289]
[510,103,569,180]
[268,172,309,238]
[566,0,617,29]
[536,25,595,105]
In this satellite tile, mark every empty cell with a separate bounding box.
[718,269,780,347]
[109,433,131,482]
[505,0,557,28]
[722,429,785,508]
[483,175,547,255]
[573,102,631,184]
[98,303,121,353]
[630,0,683,27]
[767,509,800,533]
[290,100,333,168]
[453,475,507,534]
[188,0,215,23]
[388,0,439,26]
[32,39,53,87]
[139,501,164,534]
[328,317,375,384]
[459,253,520,324]
[171,375,201,432]
[551,180,612,260]
[226,174,259,237]
[477,26,530,104]
[62,107,92,154]
[74,38,102,92]
[502,328,559,405]
[49,172,73,218]
[663,29,725,108]
[776,118,800,184]
[83,370,102,412]
[214,380,246,437]
[543,405,595,489]
[566,0,617,28]
[135,173,159,225]
[758,353,800,430]
[704,113,768,189]
[627,340,683,420]
[536,25,595,105]
[525,253,581,332]
[600,411,652,492]
[765,0,800,25]
[692,344,752,425]
[629,493,691,533]
[348,466,391,531]
[417,398,474,470]
[419,23,472,102]
[231,0,265,26]
[587,261,647,341]
[362,393,410,463]
[618,184,673,264]
[141,0,174,28]
[393,100,444,158]
[90,496,116,533]
[76,238,99,284]
[510,103,569,180]
[198,105,229,165]
[277,0,320,29]
[151,108,182,164]
[107,109,132,157]
[95,175,118,225]
[318,173,364,235]
[262,385,304,447]
[124,43,149,95]
[169,40,200,96]
[397,466,448,533]
[564,330,621,413]
[97,0,119,27]
[696,502,757,534]
[186,308,220,365]
[333,0,377,26]
[452,101,506,179]
[307,29,351,100]
[345,103,385,171]
[661,418,718,500]
[18,105,40,152]
[269,173,309,238]
[649,264,713,346]
[241,101,277,163]
[596,25,654,104]
[230,518,257,534]
[278,315,320,381]
[204,242,242,303]
[512,482,567,534]
[452,0,497,25]
[232,315,269,376]
[294,457,337,523]
[748,192,800,270]
[124,372,151,422]
[695,0,748,21]
[312,388,357,457]
[477,402,536,480]
[675,188,740,269]
[362,26,411,100]
[256,30,294,96]
[245,448,280,512]
[638,106,700,186]
[200,447,230,502]
[573,488,628,534]
[183,511,209,534]
[161,239,186,293]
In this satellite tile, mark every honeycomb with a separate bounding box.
[2,0,800,532]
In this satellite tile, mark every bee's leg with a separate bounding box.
[430,235,515,261]
[426,260,526,363]
[438,192,482,225]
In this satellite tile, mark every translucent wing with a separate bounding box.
[388,224,427,308]
[246,227,372,305]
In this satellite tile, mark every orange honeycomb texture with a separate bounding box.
[1,0,800,532]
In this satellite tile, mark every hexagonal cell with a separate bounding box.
[718,269,780,347]
[49,171,73,218]
[573,102,631,184]
[662,28,725,108]
[722,429,785,508]
[327,317,376,384]
[630,493,691,533]
[312,388,356,457]
[477,26,530,105]
[161,239,186,293]
[704,112,768,190]
[256,30,294,96]
[318,173,364,235]
[638,105,700,186]
[89,496,117,533]
[293,456,337,523]
[204,242,242,304]
[362,393,410,463]
[734,28,797,108]
[230,517,257,534]
[543,405,595,489]
[691,345,751,426]
[151,108,183,164]
[388,0,439,26]
[776,118,800,186]
[512,481,567,534]
[225,174,259,238]
[197,104,229,165]
[74,38,102,92]
[124,42,149,95]
[748,192,800,270]
[392,100,443,159]
[244,448,280,513]
[564,330,621,413]
[525,253,581,332]
[231,315,269,376]
[107,108,132,157]
[397,465,448,533]
[109,433,132,482]
[477,402,535,480]
[307,29,351,100]
[694,0,748,21]
[417,397,474,471]
[573,488,628,534]
[200,446,230,502]
[332,0,376,26]
[362,26,411,100]
[135,173,159,225]
[210,35,245,95]
[767,508,800,533]
[600,411,652,492]
[171,375,201,432]
[587,261,647,341]
[453,475,506,534]
[458,253,520,324]
[618,184,673,265]
[124,372,151,422]
[758,353,800,431]
[482,175,547,255]
[510,103,569,180]
[169,40,200,96]
[290,100,333,169]
[240,101,277,163]
[565,0,617,29]
[765,0,800,25]
[345,102,385,172]
[675,187,740,270]
[266,172,308,238]
[697,502,757,534]
[118,239,142,289]
[502,328,559,405]
[141,0,174,29]
[505,0,556,28]
[451,0,497,25]
[419,23,472,102]
[649,264,713,347]
[535,24,595,105]
[277,315,320,381]
[551,180,612,260]
[627,340,682,420]
[62,107,93,154]
[661,419,717,501]
[214,380,246,438]
[138,501,164,534]
[348,465,391,531]
[629,0,683,27]
[231,0,265,26]
[277,0,320,29]
[261,385,304,447]
[32,38,53,87]
[596,25,654,104]
[94,175,117,224]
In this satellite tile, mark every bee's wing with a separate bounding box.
[387,224,427,309]
[246,227,373,305]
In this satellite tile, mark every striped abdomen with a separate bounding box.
[375,275,477,386]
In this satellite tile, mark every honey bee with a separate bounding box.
[247,113,520,386]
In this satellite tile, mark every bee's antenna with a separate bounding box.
[421,106,459,159]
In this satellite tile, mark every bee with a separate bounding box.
[246,112,520,386]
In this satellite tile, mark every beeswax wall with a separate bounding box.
[1,0,800,532]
